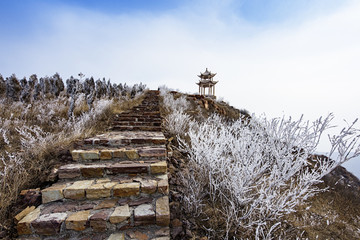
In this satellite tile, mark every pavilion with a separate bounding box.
[196,68,218,98]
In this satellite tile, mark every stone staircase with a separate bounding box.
[16,90,170,240]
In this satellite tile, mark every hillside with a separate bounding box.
[160,90,360,239]
[1,82,360,239]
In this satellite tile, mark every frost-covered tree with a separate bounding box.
[130,84,138,98]
[112,83,119,98]
[95,79,106,99]
[0,74,6,98]
[83,77,95,109]
[39,77,51,96]
[122,83,129,96]
[33,82,41,101]
[138,82,146,92]
[50,73,64,97]
[66,76,80,117]
[117,83,123,93]
[20,77,31,103]
[0,72,144,103]
[5,74,21,101]
[66,76,77,96]
[83,77,95,96]
[28,74,38,89]
[106,79,113,98]
[28,74,38,101]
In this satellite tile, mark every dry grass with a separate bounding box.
[284,165,360,239]
[111,93,146,114]
[0,92,145,233]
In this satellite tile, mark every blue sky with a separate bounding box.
[0,0,348,36]
[1,0,360,157]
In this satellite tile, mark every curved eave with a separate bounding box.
[198,73,217,79]
[197,80,218,85]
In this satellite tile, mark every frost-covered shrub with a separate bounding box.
[160,86,190,112]
[177,114,360,239]
[164,110,192,135]
[160,86,193,136]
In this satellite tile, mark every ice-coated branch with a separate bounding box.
[173,112,360,239]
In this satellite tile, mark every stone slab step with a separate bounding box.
[113,116,162,122]
[110,126,162,132]
[58,161,167,180]
[19,231,169,240]
[42,174,169,203]
[18,229,170,240]
[119,111,160,116]
[71,146,166,162]
[132,106,160,110]
[112,121,161,126]
[80,131,166,147]
[17,196,170,238]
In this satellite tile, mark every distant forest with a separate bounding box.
[0,73,146,104]
[0,73,146,118]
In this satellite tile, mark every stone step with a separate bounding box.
[79,131,166,147]
[19,229,170,240]
[42,174,169,203]
[112,121,162,126]
[110,126,162,132]
[113,116,162,122]
[112,117,163,126]
[120,111,160,116]
[17,196,170,238]
[131,105,160,109]
[15,90,170,239]
[58,161,167,180]
[71,146,167,162]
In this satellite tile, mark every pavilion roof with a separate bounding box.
[198,68,216,79]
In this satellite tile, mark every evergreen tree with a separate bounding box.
[84,77,96,109]
[20,77,31,103]
[0,74,5,98]
[95,79,106,99]
[51,73,64,97]
[5,74,21,101]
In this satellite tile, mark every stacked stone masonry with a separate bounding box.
[16,90,171,240]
